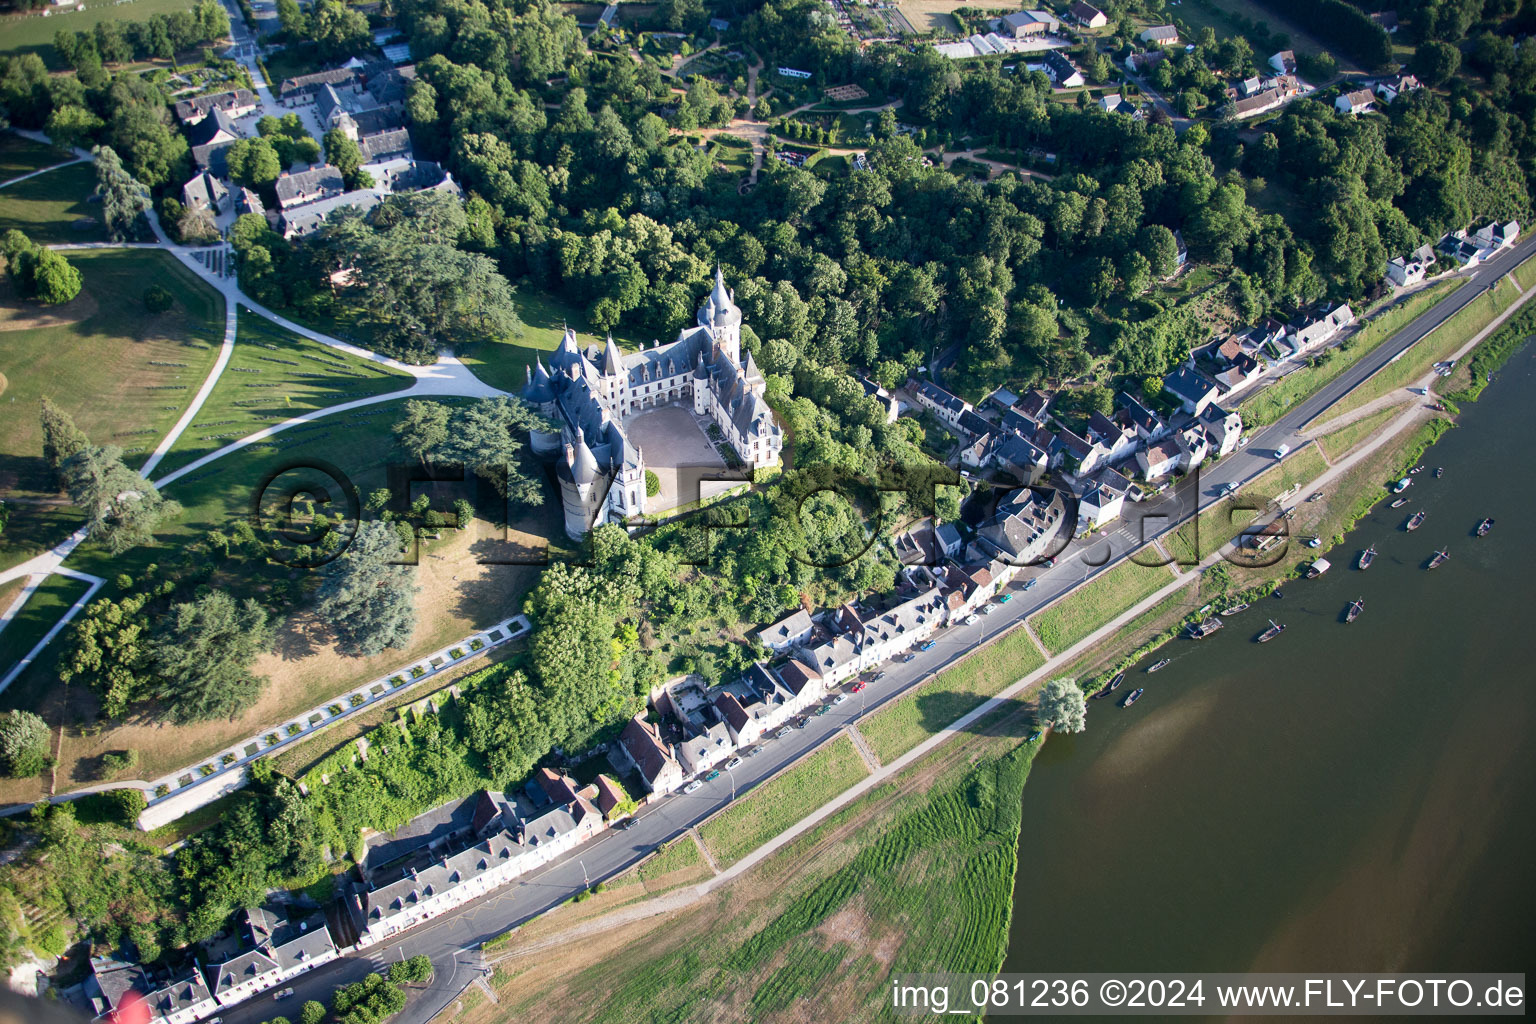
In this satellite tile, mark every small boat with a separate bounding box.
[1218,601,1250,616]
[1122,687,1144,707]
[1256,619,1287,643]
[1108,671,1125,691]
[1393,477,1412,493]
[1433,467,1443,478]
[1405,510,1426,532]
[1147,659,1172,673]
[1390,498,1409,509]
[1476,518,1494,537]
[1090,685,1111,700]
[1304,557,1330,579]
[1306,491,1324,503]
[1187,617,1224,639]
[1358,545,1376,570]
[1305,537,1322,548]
[1427,548,1450,569]
[1346,598,1364,623]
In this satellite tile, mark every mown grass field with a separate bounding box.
[0,573,91,684]
[0,134,74,180]
[859,624,1045,763]
[444,288,649,393]
[0,0,203,65]
[1240,282,1453,426]
[638,836,707,885]
[0,161,111,243]
[1030,556,1176,655]
[697,735,870,867]
[154,309,412,477]
[1514,257,1536,292]
[0,248,222,568]
[1316,406,1401,462]
[1330,280,1526,418]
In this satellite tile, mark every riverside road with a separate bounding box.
[215,235,1536,1024]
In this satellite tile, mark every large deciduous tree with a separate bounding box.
[40,397,89,487]
[1036,677,1088,733]
[0,710,52,777]
[92,145,151,241]
[60,445,181,553]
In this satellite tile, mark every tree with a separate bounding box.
[31,249,82,304]
[61,444,182,553]
[178,205,219,245]
[331,972,406,1024]
[393,400,450,466]
[225,137,282,188]
[45,103,103,149]
[323,127,365,188]
[314,521,419,656]
[146,591,275,723]
[105,786,147,824]
[143,284,174,312]
[1413,40,1461,88]
[388,954,433,984]
[0,710,52,777]
[437,398,544,505]
[40,397,89,484]
[298,1001,326,1024]
[1036,677,1087,733]
[92,145,151,241]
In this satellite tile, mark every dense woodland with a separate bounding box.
[3,0,1536,980]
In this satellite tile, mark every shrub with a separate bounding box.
[143,285,174,313]
[349,693,365,706]
[645,469,661,496]
[154,783,170,798]
[108,787,147,824]
[299,1001,326,1024]
[0,710,52,777]
[35,922,70,957]
[286,723,302,736]
[387,953,434,984]
[328,704,344,716]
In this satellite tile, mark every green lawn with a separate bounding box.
[0,133,74,181]
[1240,282,1453,426]
[457,287,651,393]
[0,248,223,567]
[0,573,92,701]
[1316,406,1400,462]
[0,0,204,66]
[637,836,706,884]
[859,625,1046,763]
[0,162,111,243]
[153,309,413,478]
[696,735,869,867]
[1030,557,1176,655]
[1330,281,1525,419]
[1514,259,1536,293]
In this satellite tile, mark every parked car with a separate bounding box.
[774,728,791,740]
[1238,436,1250,448]
[832,693,848,705]
[870,671,885,681]
[1273,443,1290,459]
[615,817,637,830]
[682,779,703,794]
[996,593,1013,604]
[850,680,867,693]
[918,641,936,651]
[980,604,996,615]
[705,769,721,781]
[1042,556,1057,568]
[747,745,765,756]
[1219,481,1238,496]
[274,989,294,1002]
[901,653,917,662]
[1022,578,1038,591]
[724,757,742,770]
[814,704,831,716]
[963,614,979,626]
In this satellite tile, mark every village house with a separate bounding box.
[210,909,337,1008]
[1139,24,1178,45]
[1200,404,1244,457]
[1269,50,1296,74]
[1288,302,1355,354]
[999,9,1060,36]
[1162,365,1221,416]
[1037,51,1086,88]
[1127,49,1165,74]
[1136,439,1181,481]
[1375,74,1421,103]
[993,432,1050,485]
[1099,93,1140,116]
[908,378,972,429]
[181,170,229,215]
[1069,0,1108,28]
[1119,391,1170,443]
[1087,410,1138,464]
[774,657,827,713]
[973,487,1065,565]
[1471,219,1520,252]
[856,375,900,422]
[1059,426,1110,479]
[616,712,686,794]
[187,107,241,174]
[1072,467,1133,535]
[1335,89,1376,115]
[88,957,220,1024]
[172,88,257,125]
[275,164,345,210]
[754,607,815,653]
[1175,423,1211,472]
[1386,243,1437,287]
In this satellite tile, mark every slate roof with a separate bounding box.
[621,713,677,785]
[359,128,412,163]
[282,189,382,236]
[756,608,813,648]
[363,794,479,873]
[186,106,239,148]
[173,88,256,122]
[275,164,345,209]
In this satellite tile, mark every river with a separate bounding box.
[1003,343,1536,977]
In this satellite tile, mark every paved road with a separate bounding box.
[213,237,1536,1024]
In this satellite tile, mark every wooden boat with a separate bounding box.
[1108,671,1125,691]
[1405,510,1427,532]
[1187,617,1224,639]
[1346,598,1364,623]
[1256,619,1287,643]
[1390,498,1409,509]
[1476,518,1494,537]
[1147,658,1172,673]
[1357,545,1376,570]
[1434,467,1443,478]
[1218,601,1250,616]
[1304,557,1330,579]
[1427,548,1450,570]
[1122,687,1145,707]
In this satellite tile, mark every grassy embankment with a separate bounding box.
[697,735,870,867]
[0,134,74,180]
[0,247,223,571]
[1437,300,1536,404]
[858,623,1045,763]
[1029,556,1177,656]
[1329,276,1528,419]
[0,574,92,678]
[152,309,413,478]
[1240,281,1453,426]
[1315,406,1400,461]
[0,162,111,243]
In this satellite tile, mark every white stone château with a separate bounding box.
[521,269,784,538]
